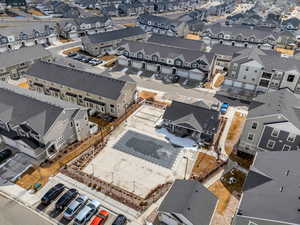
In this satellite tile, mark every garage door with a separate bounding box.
[233,81,242,88]
[224,79,233,86]
[244,83,256,90]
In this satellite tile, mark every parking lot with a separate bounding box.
[83,104,196,198]
[34,182,118,225]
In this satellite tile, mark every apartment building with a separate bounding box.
[0,82,90,162]
[25,61,137,118]
[0,45,53,81]
[238,88,300,156]
[221,48,300,99]
[233,151,300,225]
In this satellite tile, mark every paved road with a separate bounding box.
[0,194,53,225]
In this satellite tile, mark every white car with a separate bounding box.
[63,195,88,220]
[74,200,101,225]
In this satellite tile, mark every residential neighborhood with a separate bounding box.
[0,0,300,225]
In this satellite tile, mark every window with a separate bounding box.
[267,140,275,149]
[251,122,258,129]
[282,144,291,151]
[247,133,254,141]
[152,55,159,62]
[245,67,249,72]
[287,134,296,142]
[259,79,269,87]
[271,129,279,137]
[174,58,183,67]
[287,75,295,82]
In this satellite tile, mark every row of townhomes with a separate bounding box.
[82,26,147,56]
[117,39,214,81]
[0,81,90,163]
[0,45,53,81]
[0,23,58,52]
[199,23,297,50]
[25,60,137,118]
[74,0,205,16]
[137,10,206,37]
[58,16,113,39]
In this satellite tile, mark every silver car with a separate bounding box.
[74,199,101,225]
[63,195,88,220]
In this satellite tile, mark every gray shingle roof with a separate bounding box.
[248,88,300,130]
[26,61,127,100]
[0,81,80,136]
[159,179,218,225]
[83,26,145,44]
[120,40,214,64]
[0,45,52,69]
[147,34,207,51]
[203,23,279,40]
[74,15,110,25]
[162,101,219,133]
[238,151,300,224]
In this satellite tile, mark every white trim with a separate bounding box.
[282,144,291,151]
[266,140,275,149]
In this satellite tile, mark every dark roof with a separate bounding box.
[238,151,300,224]
[248,88,300,130]
[147,34,207,51]
[0,45,52,69]
[0,82,78,136]
[121,40,214,64]
[27,61,127,100]
[163,101,219,133]
[83,26,145,44]
[159,179,217,225]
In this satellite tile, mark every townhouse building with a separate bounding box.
[233,151,300,225]
[0,23,58,53]
[238,88,300,156]
[137,13,191,37]
[0,82,90,162]
[25,61,137,118]
[200,23,296,50]
[221,48,300,99]
[59,16,113,39]
[82,26,146,56]
[0,45,53,81]
[117,40,214,81]
[158,179,218,225]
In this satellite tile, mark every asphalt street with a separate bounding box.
[0,194,53,225]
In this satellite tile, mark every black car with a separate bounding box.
[68,52,78,58]
[55,188,78,210]
[112,215,127,225]
[41,183,65,205]
[0,149,12,164]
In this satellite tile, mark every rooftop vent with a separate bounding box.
[280,186,284,192]
[286,170,290,176]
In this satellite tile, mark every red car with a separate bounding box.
[90,210,109,225]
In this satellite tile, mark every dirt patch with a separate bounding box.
[62,47,81,55]
[59,38,73,43]
[185,34,201,40]
[221,169,246,194]
[98,55,117,61]
[139,91,157,100]
[27,8,45,16]
[209,181,231,214]
[224,112,253,169]
[18,82,29,89]
[89,116,110,127]
[213,74,225,88]
[191,153,222,180]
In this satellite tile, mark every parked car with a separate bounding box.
[112,215,127,225]
[90,210,109,225]
[74,200,101,225]
[154,73,163,80]
[41,183,65,205]
[0,149,12,164]
[220,103,229,114]
[63,195,88,220]
[55,188,78,210]
[68,52,78,58]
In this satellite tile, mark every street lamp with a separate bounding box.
[183,156,189,180]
